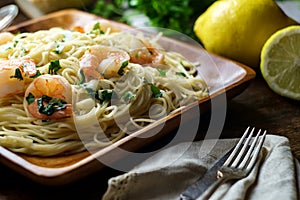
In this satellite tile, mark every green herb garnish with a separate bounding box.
[37,95,67,116]
[118,60,129,76]
[54,43,65,54]
[13,40,19,48]
[141,77,162,98]
[25,93,35,105]
[48,60,62,75]
[77,69,86,85]
[150,84,162,98]
[122,91,136,103]
[93,22,105,34]
[134,52,139,58]
[157,69,166,76]
[176,72,187,77]
[29,70,42,79]
[180,60,188,67]
[97,89,114,102]
[10,68,23,80]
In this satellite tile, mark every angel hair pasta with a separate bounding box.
[0,20,208,156]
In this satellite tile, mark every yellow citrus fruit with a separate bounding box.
[260,25,300,100]
[194,0,298,68]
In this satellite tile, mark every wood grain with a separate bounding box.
[223,74,300,158]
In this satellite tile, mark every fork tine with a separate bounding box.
[238,129,262,169]
[244,130,267,172]
[223,127,250,167]
[230,127,255,168]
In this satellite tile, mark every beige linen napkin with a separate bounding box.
[102,135,300,200]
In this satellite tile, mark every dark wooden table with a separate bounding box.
[0,0,299,199]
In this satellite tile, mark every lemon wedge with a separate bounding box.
[260,25,300,100]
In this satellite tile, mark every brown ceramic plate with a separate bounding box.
[0,9,256,185]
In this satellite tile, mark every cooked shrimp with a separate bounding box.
[129,40,164,66]
[0,32,14,45]
[79,45,130,80]
[84,19,121,33]
[101,32,164,66]
[24,74,73,120]
[0,58,37,98]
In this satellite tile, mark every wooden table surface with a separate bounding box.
[0,0,299,199]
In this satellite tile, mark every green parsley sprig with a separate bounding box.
[89,0,217,38]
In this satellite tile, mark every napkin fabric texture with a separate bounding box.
[102,135,300,200]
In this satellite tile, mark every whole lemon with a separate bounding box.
[194,0,298,68]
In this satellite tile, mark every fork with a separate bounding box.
[200,127,267,199]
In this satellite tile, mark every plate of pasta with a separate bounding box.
[0,9,255,185]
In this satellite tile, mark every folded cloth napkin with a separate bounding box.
[102,135,300,200]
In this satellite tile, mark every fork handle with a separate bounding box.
[198,177,229,200]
